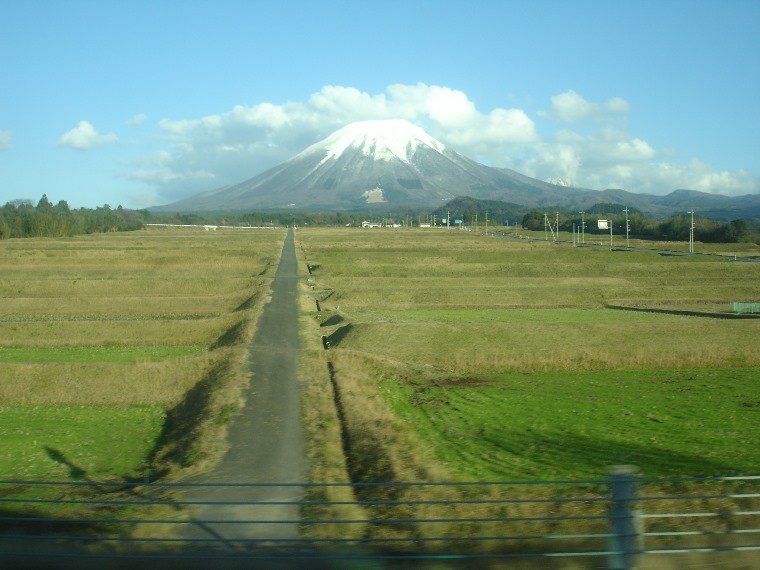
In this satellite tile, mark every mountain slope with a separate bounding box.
[153,119,760,217]
[155,119,586,211]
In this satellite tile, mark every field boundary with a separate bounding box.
[606,304,760,319]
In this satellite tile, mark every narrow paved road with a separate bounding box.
[180,227,306,544]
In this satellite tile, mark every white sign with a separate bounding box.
[597,219,609,230]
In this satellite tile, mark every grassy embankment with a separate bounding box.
[296,227,760,557]
[0,228,285,524]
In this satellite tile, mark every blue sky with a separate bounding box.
[1,0,758,209]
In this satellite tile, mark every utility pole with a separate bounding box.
[623,207,630,248]
[544,213,557,241]
[688,209,695,253]
[485,211,488,236]
[579,211,586,244]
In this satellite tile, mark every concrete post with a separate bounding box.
[607,465,642,569]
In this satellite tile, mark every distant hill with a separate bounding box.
[431,196,528,225]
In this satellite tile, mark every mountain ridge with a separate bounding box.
[152,120,760,218]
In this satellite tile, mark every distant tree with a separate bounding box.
[0,210,9,239]
[627,212,656,237]
[658,215,690,240]
[55,200,70,212]
[521,210,545,231]
[36,194,53,211]
[9,199,33,208]
[724,219,752,242]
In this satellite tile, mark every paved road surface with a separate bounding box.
[180,226,306,545]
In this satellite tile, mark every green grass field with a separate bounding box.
[299,227,760,481]
[0,406,165,481]
[381,367,760,480]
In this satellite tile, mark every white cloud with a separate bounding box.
[386,84,477,127]
[648,160,759,196]
[135,83,539,202]
[541,90,630,122]
[383,84,538,159]
[127,113,147,126]
[125,84,758,203]
[0,130,13,150]
[517,127,759,196]
[308,85,390,124]
[58,120,118,150]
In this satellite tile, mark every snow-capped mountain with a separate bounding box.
[545,177,575,187]
[154,119,760,216]
[157,119,580,211]
[304,119,448,166]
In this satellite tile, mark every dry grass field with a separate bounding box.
[301,230,760,372]
[0,228,285,490]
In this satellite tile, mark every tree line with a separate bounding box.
[2,194,757,244]
[0,196,377,239]
[0,196,150,239]
[520,209,756,244]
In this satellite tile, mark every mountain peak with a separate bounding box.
[302,119,448,166]
[545,177,575,187]
[157,118,567,211]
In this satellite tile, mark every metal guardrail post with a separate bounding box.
[608,465,643,569]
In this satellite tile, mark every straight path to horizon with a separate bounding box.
[180,226,307,545]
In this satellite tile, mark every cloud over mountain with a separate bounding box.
[154,119,572,212]
[541,90,630,122]
[155,119,760,219]
[126,84,759,205]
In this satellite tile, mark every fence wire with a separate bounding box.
[1,474,758,568]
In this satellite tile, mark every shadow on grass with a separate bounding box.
[326,362,399,504]
[606,304,760,320]
[319,313,344,328]
[479,430,740,478]
[233,293,259,312]
[209,319,249,350]
[43,447,87,480]
[2,446,180,538]
[151,359,233,473]
[325,324,353,348]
